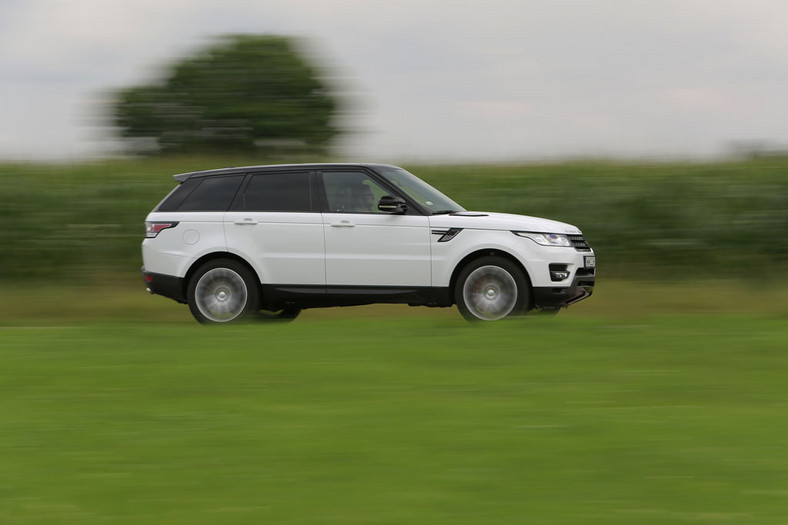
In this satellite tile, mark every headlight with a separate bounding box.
[513,231,573,247]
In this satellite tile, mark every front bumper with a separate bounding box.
[532,269,595,309]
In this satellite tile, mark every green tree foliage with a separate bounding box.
[113,35,338,155]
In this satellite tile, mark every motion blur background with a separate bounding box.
[3,0,788,161]
[1,1,787,523]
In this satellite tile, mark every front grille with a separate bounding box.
[568,234,591,251]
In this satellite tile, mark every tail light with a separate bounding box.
[145,221,179,238]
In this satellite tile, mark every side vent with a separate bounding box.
[431,228,463,242]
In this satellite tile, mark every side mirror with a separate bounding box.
[378,195,408,214]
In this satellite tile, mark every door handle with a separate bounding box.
[234,218,258,225]
[330,220,355,227]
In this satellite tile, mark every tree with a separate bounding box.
[113,35,339,155]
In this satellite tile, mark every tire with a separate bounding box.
[187,259,260,324]
[454,256,531,322]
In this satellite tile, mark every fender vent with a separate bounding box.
[431,228,463,242]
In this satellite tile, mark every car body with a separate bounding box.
[142,163,595,323]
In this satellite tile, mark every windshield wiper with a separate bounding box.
[431,209,458,215]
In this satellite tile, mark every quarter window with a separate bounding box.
[156,178,201,212]
[176,175,244,212]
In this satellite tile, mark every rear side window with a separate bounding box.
[243,172,312,212]
[166,175,245,212]
[156,178,201,211]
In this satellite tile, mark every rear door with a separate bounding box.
[224,170,325,285]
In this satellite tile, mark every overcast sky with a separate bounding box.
[2,0,787,162]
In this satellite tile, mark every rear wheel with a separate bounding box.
[187,259,260,324]
[454,256,530,322]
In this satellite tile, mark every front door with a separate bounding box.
[320,170,431,287]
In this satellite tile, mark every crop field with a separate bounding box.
[1,157,786,280]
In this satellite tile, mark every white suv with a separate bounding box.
[142,163,595,323]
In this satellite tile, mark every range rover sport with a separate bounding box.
[142,163,595,323]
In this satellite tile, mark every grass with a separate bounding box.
[2,281,788,523]
[2,277,787,325]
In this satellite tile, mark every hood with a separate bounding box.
[429,211,582,235]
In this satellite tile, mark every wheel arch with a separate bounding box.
[183,252,262,300]
[449,249,534,308]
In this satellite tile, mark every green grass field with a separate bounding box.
[2,281,788,524]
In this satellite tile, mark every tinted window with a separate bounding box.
[156,178,201,212]
[178,175,245,212]
[243,172,311,212]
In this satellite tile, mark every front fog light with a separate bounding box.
[549,264,570,282]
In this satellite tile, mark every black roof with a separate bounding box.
[173,163,399,182]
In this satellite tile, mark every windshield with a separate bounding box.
[376,166,465,214]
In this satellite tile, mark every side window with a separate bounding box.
[243,172,311,212]
[177,175,244,212]
[155,178,201,212]
[322,171,389,214]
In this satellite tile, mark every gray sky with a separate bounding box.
[2,0,787,161]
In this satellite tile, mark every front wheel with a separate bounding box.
[187,259,260,324]
[454,256,531,322]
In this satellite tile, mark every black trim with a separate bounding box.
[142,268,186,303]
[260,284,452,310]
[228,173,251,211]
[174,163,405,182]
[532,273,595,309]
